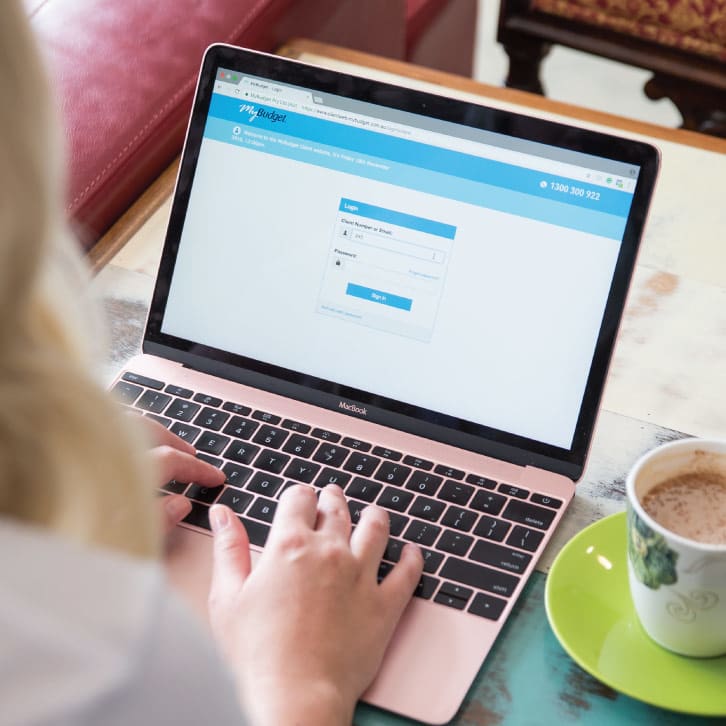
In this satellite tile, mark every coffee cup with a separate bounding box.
[626,438,726,657]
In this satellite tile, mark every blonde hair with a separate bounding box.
[0,0,160,558]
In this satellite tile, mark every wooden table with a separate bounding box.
[92,40,726,725]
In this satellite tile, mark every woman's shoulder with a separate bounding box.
[0,517,244,725]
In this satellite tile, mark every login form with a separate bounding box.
[317,199,455,342]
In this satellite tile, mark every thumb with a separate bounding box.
[209,504,252,613]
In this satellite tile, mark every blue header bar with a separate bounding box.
[208,94,633,219]
[202,116,626,240]
[339,199,456,239]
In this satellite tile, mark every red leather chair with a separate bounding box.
[28,0,478,251]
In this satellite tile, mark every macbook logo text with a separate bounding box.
[339,401,367,417]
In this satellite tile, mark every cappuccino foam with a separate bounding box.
[641,471,726,545]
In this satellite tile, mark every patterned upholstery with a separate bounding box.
[532,0,726,61]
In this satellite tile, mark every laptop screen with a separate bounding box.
[148,46,658,479]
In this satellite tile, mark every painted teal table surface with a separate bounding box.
[355,572,724,726]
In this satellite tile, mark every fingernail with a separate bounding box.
[165,495,191,519]
[210,504,230,532]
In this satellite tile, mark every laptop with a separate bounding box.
[111,44,659,724]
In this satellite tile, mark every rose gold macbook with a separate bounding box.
[111,45,659,723]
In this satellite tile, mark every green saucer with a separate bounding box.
[545,511,726,716]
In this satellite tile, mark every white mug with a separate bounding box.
[626,438,726,657]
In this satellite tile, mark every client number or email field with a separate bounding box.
[317,199,456,342]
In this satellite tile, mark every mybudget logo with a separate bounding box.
[238,104,287,124]
[338,401,368,417]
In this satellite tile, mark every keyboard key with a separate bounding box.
[372,446,402,461]
[530,493,563,509]
[470,540,532,575]
[222,416,259,440]
[406,471,443,496]
[377,486,414,512]
[196,453,223,468]
[498,484,529,499]
[313,444,349,468]
[439,582,473,601]
[342,437,371,452]
[253,410,282,425]
[377,561,394,582]
[224,440,260,465]
[344,452,381,477]
[388,512,409,537]
[248,497,277,523]
[186,484,222,504]
[471,490,507,516]
[435,592,468,610]
[112,381,143,405]
[196,431,231,456]
[404,520,441,547]
[282,434,318,458]
[136,390,172,414]
[507,525,545,552]
[166,399,201,422]
[247,472,284,497]
[348,500,366,525]
[466,474,497,490]
[421,547,445,573]
[403,455,433,471]
[414,575,439,599]
[501,500,556,530]
[468,592,507,621]
[284,458,321,484]
[346,477,383,503]
[194,393,222,407]
[311,427,341,443]
[434,465,464,480]
[223,462,253,488]
[254,450,291,474]
[122,372,164,390]
[438,480,474,505]
[473,516,511,542]
[440,557,519,597]
[217,487,253,514]
[146,413,171,428]
[223,402,252,416]
[194,407,229,431]
[374,462,411,486]
[170,421,201,445]
[383,538,405,562]
[409,496,445,522]
[436,530,474,557]
[161,480,187,494]
[182,501,211,530]
[313,468,351,488]
[165,384,193,398]
[441,507,477,532]
[240,517,270,547]
[253,425,289,449]
[282,419,311,433]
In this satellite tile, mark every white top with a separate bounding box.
[0,518,246,726]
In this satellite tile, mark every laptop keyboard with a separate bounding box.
[114,371,561,621]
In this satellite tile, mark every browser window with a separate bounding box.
[162,69,639,449]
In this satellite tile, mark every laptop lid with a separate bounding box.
[144,44,659,482]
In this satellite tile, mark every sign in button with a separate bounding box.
[346,283,412,311]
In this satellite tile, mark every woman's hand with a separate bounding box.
[207,484,423,726]
[140,416,225,536]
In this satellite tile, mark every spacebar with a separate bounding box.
[440,556,520,598]
[240,517,270,547]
